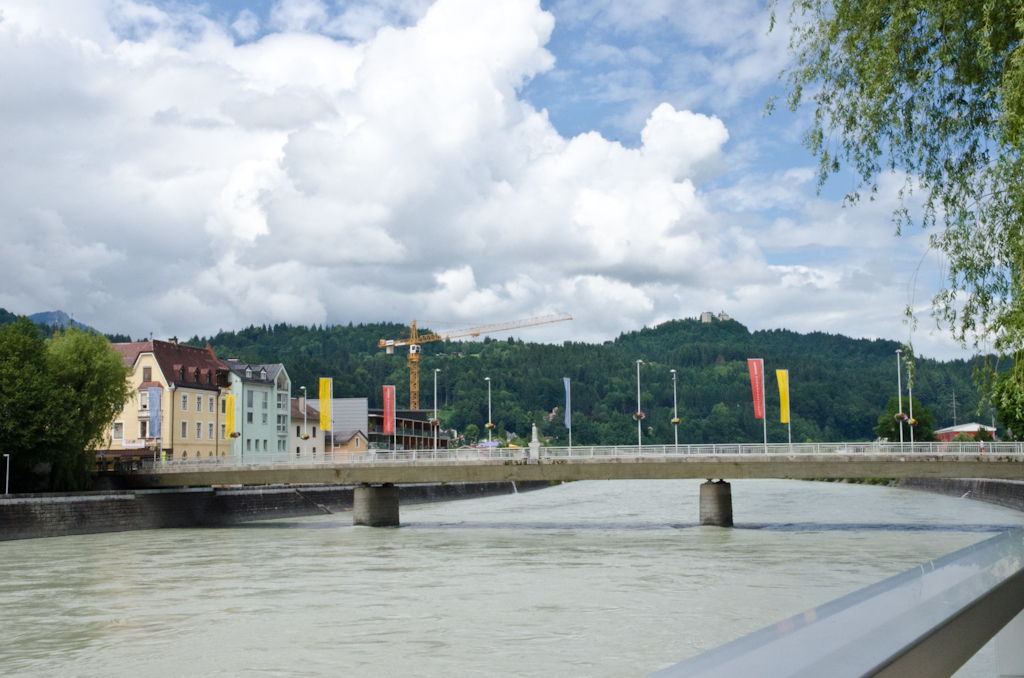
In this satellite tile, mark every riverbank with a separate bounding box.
[899,478,1024,512]
[0,481,550,541]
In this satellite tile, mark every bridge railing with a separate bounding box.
[540,441,1024,458]
[134,440,1024,470]
[646,528,1024,678]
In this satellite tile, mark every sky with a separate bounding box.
[0,0,970,358]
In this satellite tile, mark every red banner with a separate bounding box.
[383,385,396,435]
[748,359,765,420]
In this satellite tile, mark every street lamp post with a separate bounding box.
[909,381,915,445]
[300,385,307,459]
[485,377,492,445]
[895,349,904,446]
[434,368,441,453]
[636,359,643,449]
[3,453,8,495]
[670,369,678,449]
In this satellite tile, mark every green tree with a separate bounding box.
[0,318,59,489]
[463,423,479,444]
[874,396,938,442]
[771,0,1024,353]
[46,328,131,490]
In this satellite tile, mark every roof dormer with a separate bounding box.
[246,367,252,378]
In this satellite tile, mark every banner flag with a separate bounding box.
[563,378,571,429]
[319,378,332,431]
[748,359,765,419]
[777,369,790,424]
[225,394,235,438]
[148,387,162,439]
[383,385,396,435]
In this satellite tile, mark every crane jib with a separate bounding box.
[377,313,572,409]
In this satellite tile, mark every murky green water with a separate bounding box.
[2,479,1022,677]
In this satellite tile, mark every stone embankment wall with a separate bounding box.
[899,478,1024,512]
[0,481,548,542]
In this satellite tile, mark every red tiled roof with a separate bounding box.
[113,340,229,391]
[290,400,319,419]
[113,341,152,367]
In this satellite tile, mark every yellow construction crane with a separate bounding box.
[378,313,572,409]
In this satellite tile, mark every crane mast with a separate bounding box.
[379,313,572,409]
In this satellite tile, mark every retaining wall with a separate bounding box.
[899,478,1024,512]
[0,481,549,542]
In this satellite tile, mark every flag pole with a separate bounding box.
[762,360,767,453]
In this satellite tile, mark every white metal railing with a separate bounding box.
[134,440,1024,471]
[648,529,1024,678]
[540,441,1024,458]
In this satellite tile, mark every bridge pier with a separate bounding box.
[699,480,733,527]
[353,483,400,527]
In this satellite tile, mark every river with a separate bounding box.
[2,479,1023,677]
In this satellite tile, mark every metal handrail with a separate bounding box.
[647,528,1024,678]
[135,440,1024,470]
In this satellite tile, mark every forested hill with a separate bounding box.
[186,318,989,446]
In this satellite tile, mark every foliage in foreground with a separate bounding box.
[772,0,1024,427]
[0,319,129,491]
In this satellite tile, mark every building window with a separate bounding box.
[181,421,188,439]
[296,425,300,437]
[312,447,316,456]
[246,367,252,378]
[355,438,359,449]
[262,413,268,424]
[182,452,187,460]
[196,422,202,439]
[277,393,286,410]
[209,423,214,440]
[139,420,148,438]
[206,373,211,384]
[221,398,226,414]
[196,396,202,413]
[260,369,266,380]
[262,392,268,409]
[296,447,300,457]
[220,423,226,440]
[139,391,149,411]
[247,412,253,424]
[179,368,185,381]
[208,396,214,413]
[181,394,188,411]
[113,422,124,440]
[246,438,251,451]
[142,366,151,382]
[247,390,253,408]
[313,426,317,438]
[277,414,286,433]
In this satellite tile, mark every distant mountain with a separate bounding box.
[0,309,130,342]
[28,311,94,332]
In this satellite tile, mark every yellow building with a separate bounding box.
[100,339,231,470]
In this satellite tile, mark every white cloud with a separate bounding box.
[0,0,970,358]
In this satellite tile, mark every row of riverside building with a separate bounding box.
[99,338,449,471]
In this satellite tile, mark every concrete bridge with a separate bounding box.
[123,440,1024,527]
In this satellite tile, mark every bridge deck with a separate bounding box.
[122,453,1024,488]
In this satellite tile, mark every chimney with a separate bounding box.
[170,336,178,346]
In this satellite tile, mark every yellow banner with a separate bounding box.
[777,369,790,423]
[319,378,332,431]
[225,394,235,438]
